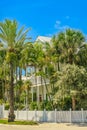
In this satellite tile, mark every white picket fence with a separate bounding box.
[2,108,87,123]
[0,105,4,118]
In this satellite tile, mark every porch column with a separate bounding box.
[44,85,46,100]
[31,67,33,74]
[37,85,39,103]
[32,87,34,102]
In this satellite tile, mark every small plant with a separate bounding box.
[29,102,38,110]
[0,99,4,105]
[5,102,9,110]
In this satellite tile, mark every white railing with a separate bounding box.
[22,75,49,86]
[3,109,87,123]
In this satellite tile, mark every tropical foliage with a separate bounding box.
[0,19,87,122]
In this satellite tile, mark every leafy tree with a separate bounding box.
[54,64,87,110]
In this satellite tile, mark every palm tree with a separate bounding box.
[23,80,32,109]
[32,42,44,103]
[52,29,85,110]
[52,34,63,71]
[0,19,30,121]
[53,29,85,65]
[21,42,33,76]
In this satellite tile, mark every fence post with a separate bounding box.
[17,109,19,120]
[70,108,72,123]
[43,109,46,122]
[81,108,84,123]
[55,109,57,123]
[34,109,37,121]
[2,104,4,118]
[26,108,28,120]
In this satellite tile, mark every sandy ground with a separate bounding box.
[0,123,87,130]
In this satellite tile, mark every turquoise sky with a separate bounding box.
[0,0,87,40]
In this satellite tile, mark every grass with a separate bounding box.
[0,119,38,125]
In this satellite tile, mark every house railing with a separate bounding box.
[22,75,49,86]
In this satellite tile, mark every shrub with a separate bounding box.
[29,101,53,110]
[18,104,25,110]
[5,102,9,110]
[0,99,4,105]
[29,102,38,110]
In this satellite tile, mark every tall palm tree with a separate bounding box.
[23,80,32,109]
[0,19,30,121]
[53,29,85,65]
[43,42,57,101]
[0,43,5,99]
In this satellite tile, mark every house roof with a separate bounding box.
[36,36,51,43]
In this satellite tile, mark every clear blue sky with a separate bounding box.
[0,0,87,40]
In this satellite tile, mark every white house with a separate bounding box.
[36,36,51,43]
[22,36,51,103]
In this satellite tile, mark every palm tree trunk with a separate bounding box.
[43,77,51,101]
[69,55,73,65]
[43,77,54,109]
[19,67,22,81]
[8,62,15,122]
[15,65,17,101]
[41,76,44,101]
[16,65,18,84]
[72,96,76,110]
[35,66,39,103]
[58,61,60,71]
[0,79,3,99]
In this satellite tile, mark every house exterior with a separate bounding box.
[22,36,51,103]
[36,36,51,43]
